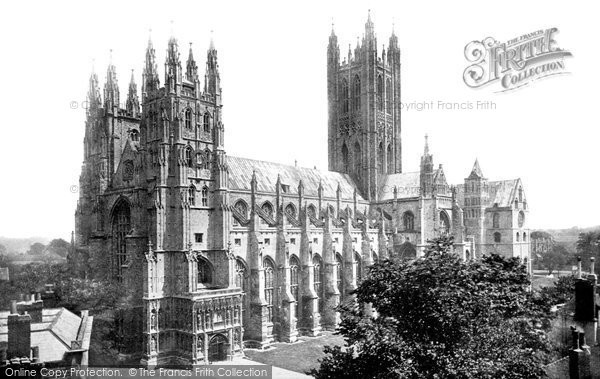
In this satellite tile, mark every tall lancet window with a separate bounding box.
[185,108,192,129]
[111,200,131,282]
[290,255,300,302]
[353,75,361,111]
[263,257,275,323]
[341,79,349,113]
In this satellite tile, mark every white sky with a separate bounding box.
[0,0,597,240]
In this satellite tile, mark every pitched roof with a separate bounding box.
[467,159,485,180]
[455,178,521,208]
[488,179,520,207]
[378,172,420,201]
[0,307,87,363]
[227,156,364,201]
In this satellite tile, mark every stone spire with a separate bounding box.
[204,33,221,101]
[186,42,198,82]
[165,27,182,94]
[142,31,159,99]
[87,62,102,111]
[468,159,485,180]
[103,50,119,111]
[126,69,140,117]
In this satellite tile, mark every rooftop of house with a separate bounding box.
[0,298,92,363]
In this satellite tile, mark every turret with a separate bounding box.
[87,66,102,113]
[204,36,221,103]
[142,34,159,101]
[165,35,182,94]
[186,43,198,82]
[104,51,120,113]
[420,135,434,196]
[126,70,140,118]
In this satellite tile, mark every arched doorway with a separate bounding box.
[208,334,229,362]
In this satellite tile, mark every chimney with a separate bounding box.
[577,256,582,279]
[569,326,591,379]
[7,312,31,359]
[10,300,17,314]
[16,295,43,323]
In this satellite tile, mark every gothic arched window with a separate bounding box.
[203,112,211,133]
[341,79,349,114]
[235,258,247,291]
[261,201,274,225]
[307,204,317,219]
[353,142,361,173]
[111,199,130,281]
[313,254,323,301]
[203,149,212,170]
[518,211,525,228]
[387,144,393,173]
[188,185,196,206]
[336,253,343,297]
[342,143,349,173]
[198,258,213,285]
[376,75,383,111]
[516,232,520,242]
[439,211,450,235]
[234,200,248,218]
[285,203,297,219]
[354,252,362,282]
[185,108,192,129]
[494,232,502,243]
[263,257,275,323]
[201,186,208,206]
[353,75,361,111]
[290,255,300,301]
[185,146,194,167]
[523,232,527,242]
[130,129,139,142]
[403,211,415,231]
[493,213,500,228]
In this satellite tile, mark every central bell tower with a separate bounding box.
[327,12,402,201]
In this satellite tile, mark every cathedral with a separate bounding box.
[74,13,531,366]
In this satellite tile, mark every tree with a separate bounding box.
[310,236,553,379]
[45,238,70,258]
[539,244,569,275]
[27,242,46,255]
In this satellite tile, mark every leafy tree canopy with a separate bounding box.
[311,237,555,379]
[27,242,46,255]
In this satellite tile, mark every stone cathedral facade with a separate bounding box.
[74,14,531,366]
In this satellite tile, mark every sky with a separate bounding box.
[0,0,597,240]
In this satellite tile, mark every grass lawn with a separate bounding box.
[244,332,345,375]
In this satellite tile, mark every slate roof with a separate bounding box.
[227,156,364,201]
[379,171,420,201]
[455,179,521,208]
[0,307,87,363]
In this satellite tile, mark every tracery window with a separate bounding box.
[290,255,300,301]
[263,258,275,323]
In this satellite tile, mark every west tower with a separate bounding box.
[327,12,401,201]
